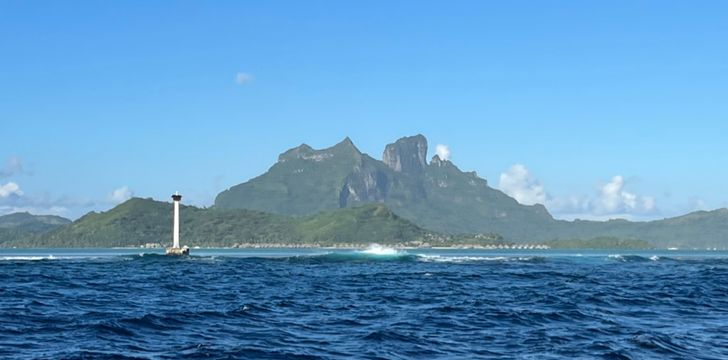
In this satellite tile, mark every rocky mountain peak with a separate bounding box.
[331,137,362,155]
[278,138,363,163]
[277,144,314,162]
[382,134,428,173]
[430,154,445,167]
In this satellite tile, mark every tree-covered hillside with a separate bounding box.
[212,134,728,248]
[215,135,554,240]
[0,198,503,248]
[0,212,71,246]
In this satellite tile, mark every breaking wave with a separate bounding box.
[2,247,728,359]
[606,254,679,263]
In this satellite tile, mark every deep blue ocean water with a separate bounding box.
[1,248,727,359]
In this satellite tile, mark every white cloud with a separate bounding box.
[592,176,655,215]
[0,182,23,197]
[435,144,451,161]
[499,164,547,205]
[0,183,97,218]
[235,72,253,85]
[547,176,656,220]
[109,186,134,204]
[498,164,657,220]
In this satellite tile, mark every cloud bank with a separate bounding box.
[0,182,96,218]
[0,158,134,218]
[499,164,657,220]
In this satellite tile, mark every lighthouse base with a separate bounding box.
[165,246,190,256]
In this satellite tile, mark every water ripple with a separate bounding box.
[1,251,727,359]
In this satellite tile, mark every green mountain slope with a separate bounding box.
[213,134,728,248]
[550,209,728,249]
[0,212,71,233]
[545,236,653,249]
[1,198,503,248]
[0,212,71,246]
[215,135,554,240]
[215,138,366,215]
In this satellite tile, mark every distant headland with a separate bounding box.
[2,135,728,250]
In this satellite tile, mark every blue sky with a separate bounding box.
[1,1,727,220]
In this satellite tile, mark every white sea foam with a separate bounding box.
[649,255,660,261]
[0,254,109,261]
[1,255,56,261]
[360,244,401,256]
[417,255,536,263]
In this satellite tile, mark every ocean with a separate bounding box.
[1,247,727,359]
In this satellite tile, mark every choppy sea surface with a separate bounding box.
[1,247,727,359]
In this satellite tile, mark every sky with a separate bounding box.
[1,1,727,220]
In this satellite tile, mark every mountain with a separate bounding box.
[216,137,367,215]
[0,198,503,248]
[545,236,653,249]
[214,134,728,248]
[215,135,554,240]
[552,209,728,249]
[0,212,71,233]
[4,135,726,249]
[0,212,71,246]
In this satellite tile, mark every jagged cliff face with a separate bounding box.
[339,156,390,207]
[215,134,555,239]
[382,135,428,173]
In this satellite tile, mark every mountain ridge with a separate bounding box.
[0,198,504,248]
[213,134,728,248]
[3,135,728,249]
[0,212,72,247]
[215,134,556,240]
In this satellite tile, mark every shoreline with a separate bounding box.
[4,245,711,251]
[127,243,552,250]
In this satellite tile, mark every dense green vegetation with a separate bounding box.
[547,209,728,249]
[2,197,726,249]
[213,135,728,248]
[546,237,653,249]
[0,212,71,247]
[0,198,503,248]
[215,135,554,241]
[215,139,366,215]
[4,135,728,249]
[0,212,70,233]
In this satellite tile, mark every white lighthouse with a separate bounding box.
[166,191,190,256]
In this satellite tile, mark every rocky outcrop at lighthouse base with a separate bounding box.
[165,246,190,256]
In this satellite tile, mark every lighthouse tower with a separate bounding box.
[166,191,190,256]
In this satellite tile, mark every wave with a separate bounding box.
[607,254,650,262]
[285,252,419,264]
[0,255,58,261]
[360,243,402,256]
[120,253,220,262]
[275,244,549,264]
[275,244,415,264]
[0,255,102,261]
[607,254,678,263]
[4,248,727,265]
[416,254,546,263]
